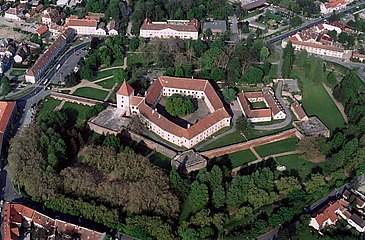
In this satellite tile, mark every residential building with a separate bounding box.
[14,44,28,63]
[66,18,107,35]
[36,25,49,36]
[203,19,227,35]
[2,203,106,240]
[237,87,286,123]
[116,76,231,148]
[0,101,16,159]
[4,8,22,21]
[41,7,65,25]
[309,199,349,230]
[241,0,268,10]
[29,4,43,16]
[107,20,119,35]
[291,100,308,121]
[56,0,69,6]
[320,0,354,14]
[352,52,365,62]
[25,28,75,83]
[139,18,200,40]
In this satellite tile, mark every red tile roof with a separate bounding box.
[291,101,307,121]
[138,76,230,141]
[36,25,49,36]
[0,101,16,134]
[117,81,134,96]
[314,199,349,229]
[290,38,344,52]
[326,0,347,8]
[67,19,97,28]
[130,96,144,106]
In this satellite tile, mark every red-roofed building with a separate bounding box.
[36,25,49,36]
[237,87,286,123]
[140,18,199,40]
[320,0,353,14]
[309,199,349,230]
[0,101,16,156]
[291,100,308,121]
[116,76,231,148]
[65,18,107,35]
[2,203,106,240]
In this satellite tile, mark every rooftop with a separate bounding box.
[88,108,130,133]
[172,150,207,173]
[203,20,227,32]
[293,116,329,136]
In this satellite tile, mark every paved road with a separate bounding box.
[266,1,365,45]
[228,15,239,42]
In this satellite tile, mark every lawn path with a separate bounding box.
[59,79,110,94]
[322,83,348,123]
[99,56,127,71]
[249,146,261,160]
[104,82,118,101]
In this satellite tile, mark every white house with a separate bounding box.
[107,20,119,35]
[4,8,21,21]
[66,18,107,36]
[116,76,231,148]
[320,0,353,14]
[139,18,199,40]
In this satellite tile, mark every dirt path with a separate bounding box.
[99,57,127,72]
[60,79,110,94]
[322,83,348,123]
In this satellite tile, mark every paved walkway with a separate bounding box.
[99,57,127,71]
[60,80,109,94]
[104,82,118,101]
[322,83,348,123]
[249,146,261,159]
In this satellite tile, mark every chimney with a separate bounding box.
[191,75,194,79]
[158,114,161,119]
[152,109,155,114]
[187,123,190,128]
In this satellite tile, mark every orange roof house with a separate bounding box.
[36,25,49,36]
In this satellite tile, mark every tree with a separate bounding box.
[210,67,226,82]
[188,181,209,211]
[113,69,127,84]
[327,30,338,42]
[290,16,302,27]
[234,206,253,221]
[212,185,225,209]
[282,42,294,78]
[276,177,301,195]
[103,135,120,150]
[326,72,337,87]
[305,173,326,194]
[297,137,324,163]
[204,28,213,39]
[244,66,264,84]
[222,88,236,104]
[165,94,196,117]
[126,216,174,240]
[260,47,270,62]
[1,76,11,96]
[236,116,252,132]
[129,37,140,51]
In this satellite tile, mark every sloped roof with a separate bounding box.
[117,81,134,96]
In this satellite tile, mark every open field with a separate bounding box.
[39,98,61,112]
[228,149,257,168]
[73,87,109,101]
[96,78,117,89]
[275,154,320,180]
[254,137,297,157]
[62,102,93,125]
[291,68,345,131]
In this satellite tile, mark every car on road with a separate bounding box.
[56,64,61,70]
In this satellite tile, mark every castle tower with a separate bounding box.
[116,81,134,116]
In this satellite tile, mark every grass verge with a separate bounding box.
[254,137,298,157]
[73,87,109,101]
[228,149,257,168]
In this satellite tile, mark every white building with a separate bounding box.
[4,8,22,21]
[107,20,119,35]
[25,28,75,83]
[139,18,199,40]
[320,0,353,14]
[56,0,69,6]
[237,87,286,123]
[116,76,231,148]
[66,18,107,36]
[41,8,60,25]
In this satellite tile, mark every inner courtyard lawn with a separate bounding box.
[254,137,298,157]
[73,87,109,101]
[251,101,267,109]
[291,68,345,131]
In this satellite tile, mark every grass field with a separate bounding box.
[200,130,246,151]
[251,101,267,109]
[10,69,26,76]
[275,154,320,180]
[228,149,257,168]
[91,70,115,81]
[39,98,61,112]
[62,102,93,125]
[291,68,345,131]
[73,87,109,101]
[96,78,117,89]
[254,137,298,157]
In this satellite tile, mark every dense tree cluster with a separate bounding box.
[165,94,196,117]
[1,76,11,96]
[269,0,320,17]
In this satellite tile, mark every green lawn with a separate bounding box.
[200,130,246,151]
[10,69,26,76]
[91,70,115,81]
[251,101,267,109]
[254,137,298,157]
[73,87,109,101]
[96,78,118,89]
[228,149,257,168]
[267,50,280,62]
[253,119,285,126]
[275,154,320,180]
[268,64,278,79]
[39,98,61,112]
[291,68,345,131]
[62,102,93,125]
